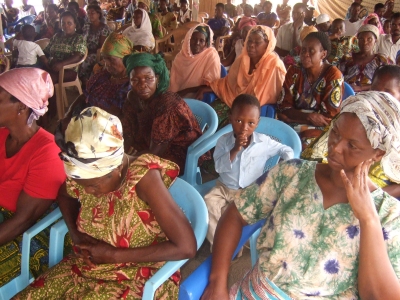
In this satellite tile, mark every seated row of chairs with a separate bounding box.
[0,96,305,299]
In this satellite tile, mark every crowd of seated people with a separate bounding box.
[3,0,400,299]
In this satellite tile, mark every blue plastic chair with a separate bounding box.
[4,15,35,37]
[178,119,301,300]
[183,99,218,150]
[182,117,302,193]
[0,208,62,300]
[48,178,208,300]
[202,65,227,105]
[179,219,266,300]
[343,82,355,100]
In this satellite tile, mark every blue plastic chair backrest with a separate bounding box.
[220,64,227,77]
[182,117,302,188]
[168,178,208,249]
[343,82,355,101]
[183,99,218,150]
[142,177,208,299]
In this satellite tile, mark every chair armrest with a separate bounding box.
[48,219,69,267]
[182,125,232,185]
[20,207,62,285]
[142,260,188,299]
[179,219,266,300]
[260,105,276,118]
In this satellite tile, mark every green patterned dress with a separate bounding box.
[16,154,181,300]
[231,159,400,299]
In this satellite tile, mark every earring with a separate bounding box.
[18,112,20,115]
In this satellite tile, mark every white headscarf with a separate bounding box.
[340,91,400,183]
[122,8,155,50]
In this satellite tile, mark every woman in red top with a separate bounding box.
[0,68,66,287]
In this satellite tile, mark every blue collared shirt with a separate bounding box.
[207,17,230,32]
[214,131,294,190]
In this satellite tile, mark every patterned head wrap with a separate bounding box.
[101,32,134,59]
[340,91,400,183]
[362,13,384,34]
[0,68,53,126]
[138,0,150,9]
[59,107,124,179]
[193,25,210,46]
[123,52,169,95]
[357,24,379,40]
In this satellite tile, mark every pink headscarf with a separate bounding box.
[363,13,384,34]
[0,68,53,125]
[238,16,258,30]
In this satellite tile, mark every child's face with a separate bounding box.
[371,75,400,101]
[229,104,260,139]
[180,3,187,10]
[331,20,345,37]
[133,10,142,27]
[384,20,391,34]
[244,7,252,17]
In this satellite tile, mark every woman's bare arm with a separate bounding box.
[77,169,197,264]
[201,203,247,300]
[0,191,53,246]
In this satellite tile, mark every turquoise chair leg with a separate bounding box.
[0,207,62,300]
[48,219,69,267]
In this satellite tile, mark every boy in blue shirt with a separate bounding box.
[205,94,294,247]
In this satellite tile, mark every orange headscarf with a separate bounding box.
[210,25,286,107]
[169,24,221,92]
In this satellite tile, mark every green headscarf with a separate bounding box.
[193,25,210,47]
[101,32,134,59]
[123,53,170,95]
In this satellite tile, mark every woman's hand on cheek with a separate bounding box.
[340,159,379,223]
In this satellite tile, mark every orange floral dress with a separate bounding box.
[15,154,181,300]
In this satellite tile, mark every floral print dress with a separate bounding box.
[231,159,400,299]
[16,154,181,300]
[79,23,112,81]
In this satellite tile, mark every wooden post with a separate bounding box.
[0,8,4,51]
[192,0,198,22]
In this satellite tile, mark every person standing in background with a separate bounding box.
[276,0,291,26]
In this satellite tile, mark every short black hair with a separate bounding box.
[392,12,400,22]
[244,4,253,13]
[262,1,272,8]
[231,94,261,114]
[374,3,385,11]
[332,18,344,24]
[180,0,188,4]
[67,1,79,11]
[21,24,36,41]
[60,10,78,25]
[372,65,400,83]
[304,31,331,55]
[216,2,224,10]
[350,2,361,9]
[86,4,102,18]
[47,3,58,13]
[293,2,306,12]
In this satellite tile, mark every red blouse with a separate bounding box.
[0,128,66,212]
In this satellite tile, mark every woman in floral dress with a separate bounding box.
[15,106,196,299]
[202,91,400,299]
[79,4,112,86]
